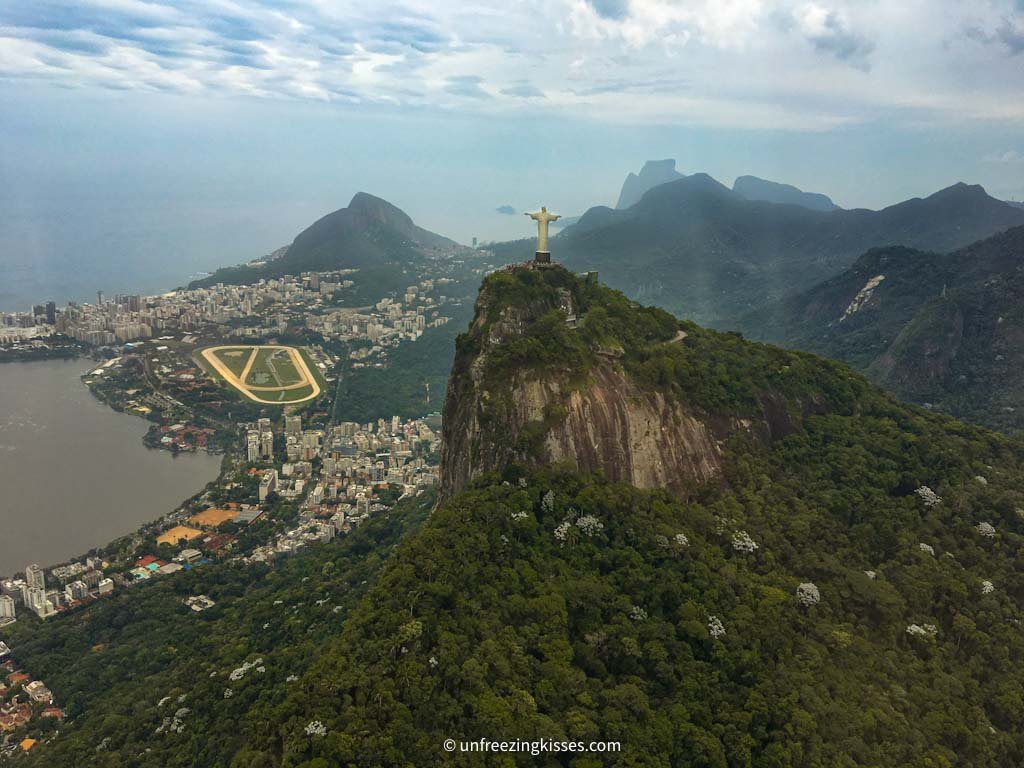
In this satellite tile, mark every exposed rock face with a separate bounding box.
[440,266,769,499]
[615,159,685,210]
[441,355,726,498]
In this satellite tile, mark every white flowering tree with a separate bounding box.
[915,486,942,507]
[553,521,573,546]
[976,522,996,538]
[707,615,726,639]
[541,490,555,514]
[796,582,821,607]
[305,720,327,737]
[576,515,604,536]
[731,530,759,554]
[981,580,995,595]
[919,542,935,556]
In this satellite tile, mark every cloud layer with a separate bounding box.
[2,0,1024,129]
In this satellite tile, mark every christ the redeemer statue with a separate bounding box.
[525,206,560,263]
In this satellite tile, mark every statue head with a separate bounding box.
[541,206,547,212]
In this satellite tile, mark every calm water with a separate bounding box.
[0,358,222,575]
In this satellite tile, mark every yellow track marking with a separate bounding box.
[200,345,321,405]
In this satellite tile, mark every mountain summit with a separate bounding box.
[615,159,685,209]
[298,267,1024,767]
[264,192,457,275]
[440,263,839,498]
[190,193,457,290]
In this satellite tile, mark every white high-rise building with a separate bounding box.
[260,430,274,459]
[0,594,15,621]
[259,469,278,502]
[25,564,44,591]
[247,430,260,462]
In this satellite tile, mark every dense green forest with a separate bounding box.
[254,386,1024,765]
[331,311,470,423]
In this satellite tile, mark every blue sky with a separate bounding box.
[2,0,1024,303]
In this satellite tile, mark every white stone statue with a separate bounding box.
[525,206,561,254]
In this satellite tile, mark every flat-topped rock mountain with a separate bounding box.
[615,158,686,209]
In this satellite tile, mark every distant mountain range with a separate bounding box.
[738,225,1024,434]
[490,175,1024,327]
[614,159,838,213]
[732,174,838,211]
[190,192,460,294]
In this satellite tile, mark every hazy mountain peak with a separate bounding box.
[346,191,417,229]
[189,192,456,290]
[616,159,685,209]
[926,181,988,201]
[732,175,838,212]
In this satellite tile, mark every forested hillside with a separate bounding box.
[189,193,463,295]
[740,226,1024,434]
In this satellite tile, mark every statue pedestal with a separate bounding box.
[534,251,551,264]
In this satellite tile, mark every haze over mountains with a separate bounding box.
[190,192,464,296]
[615,160,838,214]
[185,166,1024,342]
[490,174,1024,327]
[615,159,687,210]
[732,175,838,211]
[741,225,1024,435]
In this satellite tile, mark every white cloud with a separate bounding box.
[984,149,1024,163]
[1,0,1023,129]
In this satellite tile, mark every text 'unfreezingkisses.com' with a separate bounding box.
[443,738,622,756]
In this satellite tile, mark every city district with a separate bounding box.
[0,249,495,752]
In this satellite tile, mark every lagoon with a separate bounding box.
[0,358,222,575]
